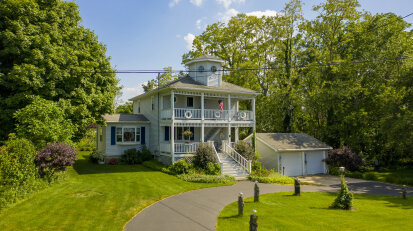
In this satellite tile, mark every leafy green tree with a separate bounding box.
[14,98,74,149]
[142,67,179,92]
[0,0,119,141]
[115,102,133,114]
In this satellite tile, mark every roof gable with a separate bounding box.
[103,113,149,123]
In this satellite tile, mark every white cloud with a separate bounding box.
[121,86,144,102]
[190,0,203,7]
[196,19,202,29]
[216,0,245,9]
[218,8,239,22]
[169,0,181,7]
[184,33,195,50]
[246,10,279,18]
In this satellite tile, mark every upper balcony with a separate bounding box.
[161,108,253,121]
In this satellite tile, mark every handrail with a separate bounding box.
[223,142,251,174]
[208,141,223,175]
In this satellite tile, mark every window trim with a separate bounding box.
[116,126,141,144]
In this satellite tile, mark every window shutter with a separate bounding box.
[141,127,146,144]
[190,127,195,141]
[111,126,116,145]
[165,126,170,141]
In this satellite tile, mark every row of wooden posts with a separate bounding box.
[238,179,301,231]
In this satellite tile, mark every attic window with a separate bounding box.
[198,66,204,72]
[211,66,217,73]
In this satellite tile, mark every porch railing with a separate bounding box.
[208,141,223,175]
[222,141,251,174]
[162,108,254,121]
[174,142,201,154]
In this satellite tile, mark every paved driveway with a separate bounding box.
[125,176,412,231]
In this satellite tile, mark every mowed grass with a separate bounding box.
[217,192,413,231]
[0,151,229,231]
[365,168,413,186]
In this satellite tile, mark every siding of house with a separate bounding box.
[256,138,279,170]
[104,123,149,156]
[133,95,159,155]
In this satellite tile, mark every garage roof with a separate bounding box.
[256,133,331,151]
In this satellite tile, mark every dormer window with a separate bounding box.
[211,66,217,73]
[198,66,204,72]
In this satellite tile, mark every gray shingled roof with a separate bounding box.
[103,113,149,123]
[256,133,331,151]
[129,76,259,101]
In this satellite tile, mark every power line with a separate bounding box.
[82,56,413,74]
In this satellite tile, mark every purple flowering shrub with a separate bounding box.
[325,146,363,171]
[36,142,78,178]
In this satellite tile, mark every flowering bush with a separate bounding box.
[325,146,363,171]
[108,158,118,165]
[36,142,78,178]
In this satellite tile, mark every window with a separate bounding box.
[116,127,141,143]
[211,66,217,73]
[174,96,176,102]
[198,66,204,72]
[175,127,194,141]
[99,127,103,142]
[138,101,141,113]
[116,128,122,142]
[151,96,154,110]
[164,126,170,141]
[187,97,194,107]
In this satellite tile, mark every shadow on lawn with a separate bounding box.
[73,158,156,175]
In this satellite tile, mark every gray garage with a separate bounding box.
[245,133,332,177]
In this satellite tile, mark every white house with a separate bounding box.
[97,55,259,173]
[245,133,332,176]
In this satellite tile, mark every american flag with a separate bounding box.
[219,100,223,113]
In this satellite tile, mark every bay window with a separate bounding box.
[116,127,141,143]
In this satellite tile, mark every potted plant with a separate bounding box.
[90,151,107,164]
[183,129,193,143]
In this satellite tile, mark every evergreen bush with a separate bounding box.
[89,151,107,163]
[193,143,216,169]
[205,162,221,175]
[330,175,353,210]
[165,159,193,175]
[235,140,254,160]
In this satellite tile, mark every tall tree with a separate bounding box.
[142,67,179,92]
[0,0,119,141]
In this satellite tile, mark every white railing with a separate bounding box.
[208,141,223,175]
[232,110,253,121]
[222,141,251,174]
[160,142,171,153]
[174,108,202,119]
[204,109,228,120]
[161,109,172,120]
[174,142,201,154]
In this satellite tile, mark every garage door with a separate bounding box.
[305,151,325,175]
[280,153,303,176]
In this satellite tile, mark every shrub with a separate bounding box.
[36,142,78,178]
[89,151,107,163]
[165,159,193,175]
[142,160,166,171]
[120,147,152,165]
[77,129,96,151]
[325,146,363,171]
[177,174,235,184]
[364,172,378,181]
[193,143,216,169]
[14,98,75,149]
[235,140,255,160]
[251,160,270,177]
[248,170,294,184]
[330,175,353,210]
[346,171,363,179]
[205,162,221,175]
[0,136,40,209]
[108,158,118,165]
[328,166,340,175]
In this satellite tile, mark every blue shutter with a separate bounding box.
[111,126,116,145]
[141,127,146,144]
[165,126,170,141]
[190,127,195,141]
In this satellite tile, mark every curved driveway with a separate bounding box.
[125,176,412,231]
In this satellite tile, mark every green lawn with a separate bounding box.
[360,168,413,186]
[0,151,230,231]
[217,192,413,231]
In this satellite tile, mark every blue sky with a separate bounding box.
[72,0,413,103]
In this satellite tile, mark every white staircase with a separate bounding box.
[218,153,249,180]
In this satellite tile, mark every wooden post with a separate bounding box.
[249,210,258,231]
[238,192,244,216]
[294,177,301,196]
[254,181,260,202]
[402,185,407,199]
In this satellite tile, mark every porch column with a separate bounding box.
[227,123,231,143]
[252,98,256,133]
[235,127,239,142]
[201,93,205,142]
[171,91,175,163]
[228,94,231,121]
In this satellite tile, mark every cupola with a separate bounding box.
[185,55,225,87]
